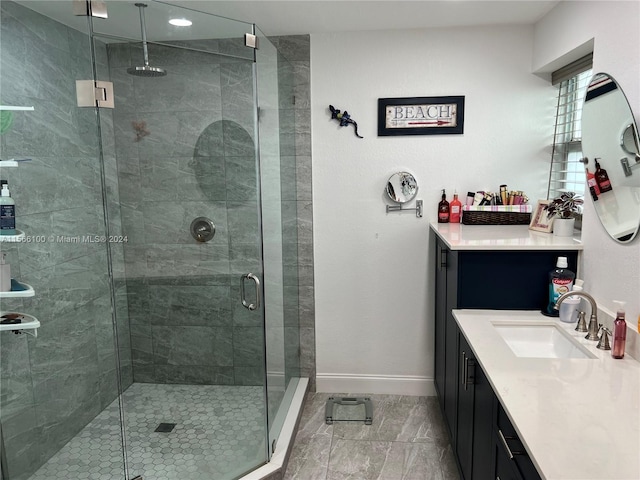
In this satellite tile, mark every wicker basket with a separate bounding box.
[462,210,531,225]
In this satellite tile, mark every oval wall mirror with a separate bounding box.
[385,172,418,203]
[581,73,640,243]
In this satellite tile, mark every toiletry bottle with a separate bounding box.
[0,181,16,236]
[0,253,10,292]
[546,256,575,315]
[499,185,508,205]
[465,192,475,206]
[594,158,613,193]
[586,167,600,199]
[612,300,627,359]
[438,189,450,223]
[572,278,585,311]
[450,192,462,223]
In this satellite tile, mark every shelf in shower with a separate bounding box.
[0,281,35,298]
[0,106,35,111]
[0,312,39,337]
[0,230,25,242]
[0,159,32,168]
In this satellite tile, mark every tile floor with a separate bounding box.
[283,393,460,480]
[30,383,267,480]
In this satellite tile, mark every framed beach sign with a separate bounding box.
[377,96,465,136]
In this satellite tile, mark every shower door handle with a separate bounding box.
[240,273,261,311]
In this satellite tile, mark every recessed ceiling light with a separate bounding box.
[169,18,192,27]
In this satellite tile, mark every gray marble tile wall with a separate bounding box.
[111,34,314,390]
[109,40,267,386]
[269,36,315,391]
[0,2,130,479]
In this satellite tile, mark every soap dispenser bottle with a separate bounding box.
[0,180,16,236]
[0,253,10,292]
[594,158,613,193]
[438,189,450,223]
[612,300,627,359]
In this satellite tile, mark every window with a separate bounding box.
[547,54,593,200]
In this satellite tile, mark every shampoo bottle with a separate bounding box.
[612,301,627,359]
[0,181,16,236]
[0,253,10,292]
[546,256,575,315]
[450,192,462,223]
[438,189,450,223]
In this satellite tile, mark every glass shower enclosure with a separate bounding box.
[0,1,301,479]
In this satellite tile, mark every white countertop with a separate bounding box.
[430,222,583,251]
[453,309,640,480]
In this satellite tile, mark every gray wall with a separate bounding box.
[0,2,130,478]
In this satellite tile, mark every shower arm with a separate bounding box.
[136,3,151,67]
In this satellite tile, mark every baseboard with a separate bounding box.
[315,373,435,396]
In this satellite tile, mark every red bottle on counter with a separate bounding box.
[450,192,462,223]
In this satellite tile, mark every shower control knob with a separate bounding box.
[190,217,216,243]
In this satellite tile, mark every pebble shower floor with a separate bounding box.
[29,383,266,480]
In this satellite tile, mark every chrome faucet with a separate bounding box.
[555,291,600,341]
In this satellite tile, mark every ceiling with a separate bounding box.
[167,1,560,36]
[18,0,560,40]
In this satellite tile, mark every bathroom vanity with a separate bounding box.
[430,222,584,479]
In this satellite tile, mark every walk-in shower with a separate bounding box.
[0,1,305,479]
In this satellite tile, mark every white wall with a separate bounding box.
[311,25,554,394]
[533,1,640,321]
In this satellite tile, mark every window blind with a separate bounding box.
[547,57,593,201]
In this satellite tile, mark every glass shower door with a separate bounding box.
[90,2,276,479]
[253,26,300,452]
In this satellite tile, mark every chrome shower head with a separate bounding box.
[127,65,166,77]
[128,3,167,77]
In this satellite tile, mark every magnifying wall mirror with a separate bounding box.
[385,172,418,203]
[581,72,640,243]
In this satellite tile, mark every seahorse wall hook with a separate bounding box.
[329,105,363,138]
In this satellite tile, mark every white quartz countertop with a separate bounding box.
[453,309,640,480]
[430,222,583,251]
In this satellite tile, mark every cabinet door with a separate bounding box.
[443,247,460,442]
[434,240,447,409]
[496,404,542,480]
[472,361,495,480]
[456,332,475,480]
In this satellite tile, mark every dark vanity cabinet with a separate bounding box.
[433,233,577,480]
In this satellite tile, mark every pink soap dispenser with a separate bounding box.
[612,300,627,359]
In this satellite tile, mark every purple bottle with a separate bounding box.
[612,301,627,359]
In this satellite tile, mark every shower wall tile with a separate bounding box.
[269,35,310,63]
[154,365,235,385]
[233,327,265,366]
[0,3,132,477]
[115,35,314,390]
[152,326,233,366]
[147,285,232,327]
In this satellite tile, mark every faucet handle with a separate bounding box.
[575,311,588,333]
[597,326,612,350]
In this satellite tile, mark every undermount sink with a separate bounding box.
[493,323,596,359]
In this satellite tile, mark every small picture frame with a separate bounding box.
[529,200,553,232]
